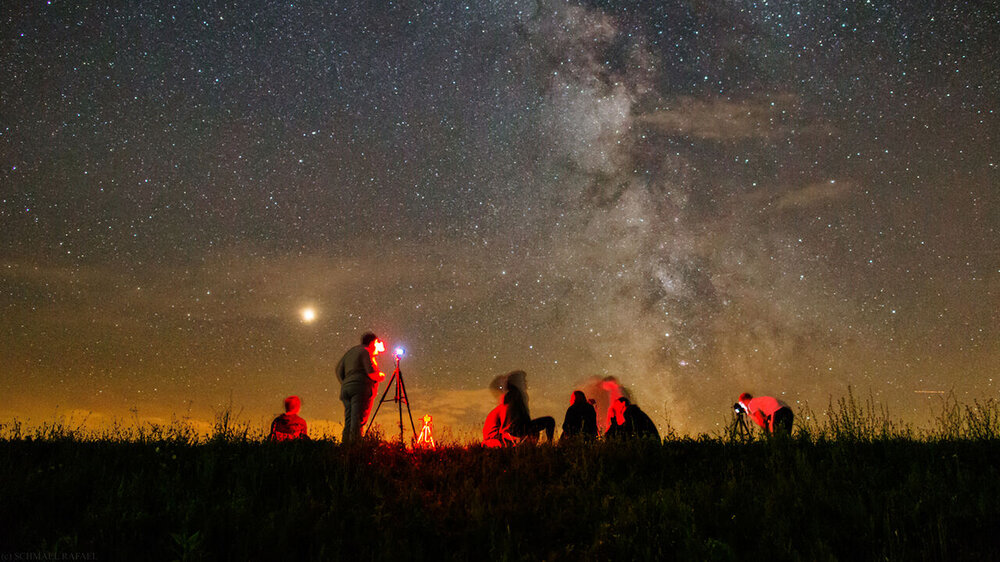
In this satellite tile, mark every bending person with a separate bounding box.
[736,392,794,435]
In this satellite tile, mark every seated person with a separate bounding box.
[561,390,598,441]
[483,384,556,446]
[483,391,520,447]
[504,385,555,443]
[268,395,309,441]
[605,397,660,441]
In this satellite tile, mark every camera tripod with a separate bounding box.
[731,411,754,441]
[364,353,417,444]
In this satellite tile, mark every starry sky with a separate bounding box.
[2,0,997,437]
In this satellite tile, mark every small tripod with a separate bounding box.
[365,352,417,444]
[731,403,754,442]
[416,414,436,449]
[733,413,752,440]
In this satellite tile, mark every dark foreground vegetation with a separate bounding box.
[3,395,999,561]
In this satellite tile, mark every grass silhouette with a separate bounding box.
[2,393,999,560]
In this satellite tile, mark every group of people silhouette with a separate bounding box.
[482,370,661,446]
[266,331,794,443]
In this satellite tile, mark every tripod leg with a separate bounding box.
[396,369,404,442]
[364,372,397,437]
[397,369,417,438]
[738,416,752,440]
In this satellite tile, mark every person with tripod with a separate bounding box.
[336,332,385,443]
[735,392,794,435]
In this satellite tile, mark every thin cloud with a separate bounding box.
[641,95,801,141]
[775,180,857,210]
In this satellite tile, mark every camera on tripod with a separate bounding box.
[730,400,753,440]
[365,343,417,444]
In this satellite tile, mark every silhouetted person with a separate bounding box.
[737,392,793,434]
[336,332,386,443]
[561,390,598,441]
[504,382,556,443]
[268,395,309,441]
[605,397,660,441]
[486,370,556,444]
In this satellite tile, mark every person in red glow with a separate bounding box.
[268,395,309,441]
[600,378,624,434]
[737,392,794,434]
[482,391,521,448]
[604,397,660,441]
[607,394,627,428]
[335,332,386,443]
[483,376,556,446]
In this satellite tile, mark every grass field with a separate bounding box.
[2,393,999,561]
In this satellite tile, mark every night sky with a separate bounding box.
[3,1,997,437]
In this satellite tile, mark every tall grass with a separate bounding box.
[2,393,999,560]
[931,394,1000,441]
[718,388,1000,444]
[822,387,915,440]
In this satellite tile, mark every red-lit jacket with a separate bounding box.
[483,403,519,447]
[268,413,308,441]
[741,396,789,431]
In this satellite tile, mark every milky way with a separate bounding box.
[2,1,997,435]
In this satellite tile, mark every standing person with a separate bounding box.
[336,332,386,443]
[268,395,309,441]
[736,392,794,434]
[561,390,598,441]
